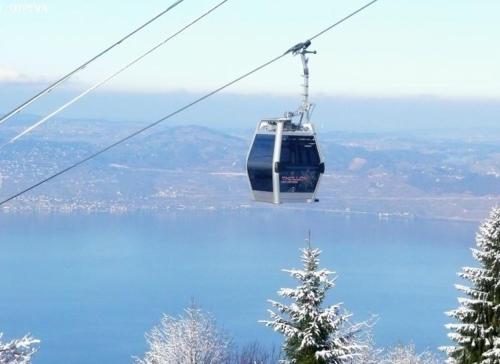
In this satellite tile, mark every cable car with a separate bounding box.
[246,40,325,204]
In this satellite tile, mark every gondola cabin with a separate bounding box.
[246,118,324,204]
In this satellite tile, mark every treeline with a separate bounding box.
[3,207,500,363]
[134,304,440,364]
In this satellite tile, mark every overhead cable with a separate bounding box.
[0,0,185,126]
[0,0,380,207]
[0,0,229,148]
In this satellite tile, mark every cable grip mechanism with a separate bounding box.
[285,40,317,124]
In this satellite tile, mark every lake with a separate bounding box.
[0,210,477,363]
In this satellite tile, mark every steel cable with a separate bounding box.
[0,0,380,207]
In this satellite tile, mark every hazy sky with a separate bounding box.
[1,0,500,99]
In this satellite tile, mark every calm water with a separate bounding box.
[0,210,476,364]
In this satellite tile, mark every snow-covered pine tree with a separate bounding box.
[0,332,39,364]
[442,207,500,363]
[261,244,364,364]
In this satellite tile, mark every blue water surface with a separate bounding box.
[0,210,476,363]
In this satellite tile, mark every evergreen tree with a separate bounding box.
[261,243,363,364]
[442,207,500,363]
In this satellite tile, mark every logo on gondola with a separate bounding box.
[281,176,309,184]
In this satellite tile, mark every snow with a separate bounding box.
[442,207,500,363]
[262,247,365,363]
[136,307,231,364]
[0,333,39,364]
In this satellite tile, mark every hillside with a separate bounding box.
[0,118,499,220]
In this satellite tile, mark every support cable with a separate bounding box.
[0,0,229,148]
[0,0,185,126]
[0,0,379,207]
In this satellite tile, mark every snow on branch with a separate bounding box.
[0,333,39,364]
[135,305,231,364]
[442,206,500,363]
[262,243,369,363]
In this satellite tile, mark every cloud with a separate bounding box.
[0,67,28,82]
